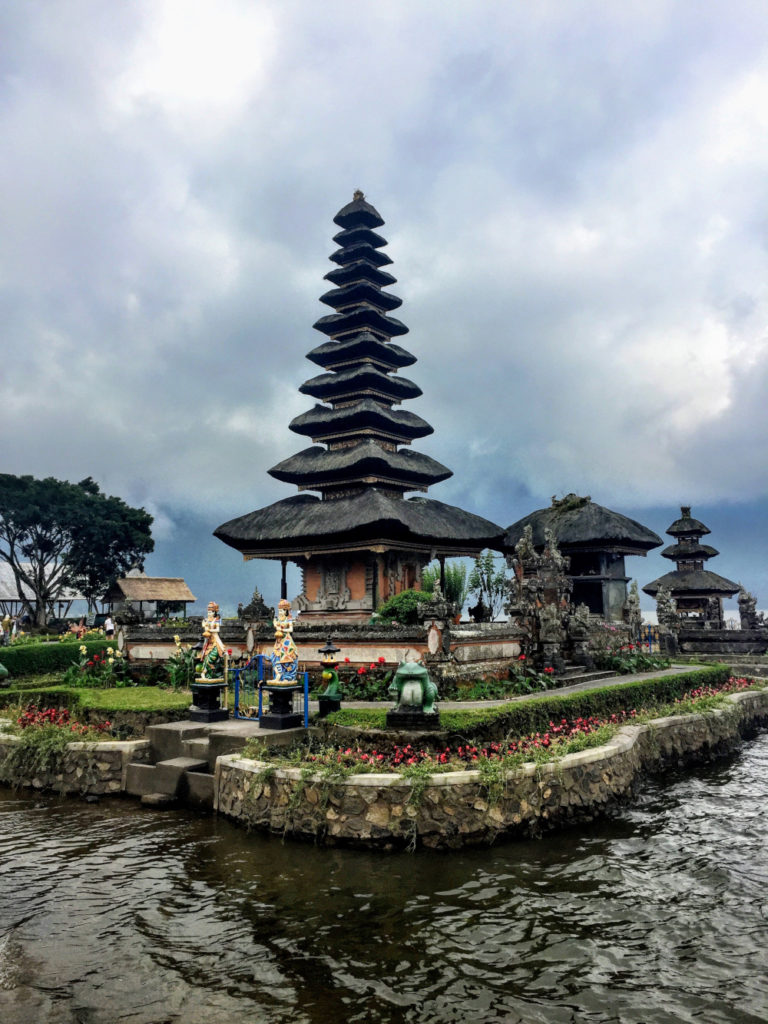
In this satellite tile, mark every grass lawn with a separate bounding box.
[77,687,192,713]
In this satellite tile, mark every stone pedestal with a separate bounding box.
[318,695,342,718]
[386,709,441,731]
[189,682,228,723]
[260,685,302,730]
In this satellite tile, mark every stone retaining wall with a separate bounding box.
[214,689,768,850]
[0,732,151,796]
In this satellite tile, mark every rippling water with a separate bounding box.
[2,735,768,1024]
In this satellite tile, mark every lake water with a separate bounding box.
[1,734,768,1024]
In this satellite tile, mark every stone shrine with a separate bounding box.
[505,494,661,621]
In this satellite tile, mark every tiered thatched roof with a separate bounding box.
[215,193,504,561]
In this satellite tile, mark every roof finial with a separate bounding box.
[353,189,364,201]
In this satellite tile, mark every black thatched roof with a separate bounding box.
[289,400,433,442]
[333,193,385,230]
[661,542,719,561]
[666,506,711,537]
[268,442,452,489]
[299,365,422,403]
[504,495,662,554]
[319,281,402,312]
[643,569,740,597]
[329,243,392,268]
[215,490,504,557]
[313,306,409,338]
[332,226,387,249]
[324,262,397,289]
[306,334,415,371]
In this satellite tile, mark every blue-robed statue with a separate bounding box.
[270,599,299,683]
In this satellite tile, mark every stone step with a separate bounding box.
[185,771,215,809]
[125,762,161,797]
[153,756,208,797]
[146,722,209,763]
[141,792,177,808]
[184,736,212,766]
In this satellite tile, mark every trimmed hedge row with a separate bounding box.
[0,685,190,715]
[0,686,76,710]
[0,639,113,678]
[326,666,733,742]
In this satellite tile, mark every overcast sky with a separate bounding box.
[2,0,767,614]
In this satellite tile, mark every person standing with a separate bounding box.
[104,614,115,638]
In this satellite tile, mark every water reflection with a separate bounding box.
[2,735,768,1023]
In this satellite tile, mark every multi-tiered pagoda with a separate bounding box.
[643,506,739,625]
[215,192,504,621]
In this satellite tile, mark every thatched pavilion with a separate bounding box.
[505,494,662,620]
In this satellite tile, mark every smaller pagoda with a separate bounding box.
[643,506,739,627]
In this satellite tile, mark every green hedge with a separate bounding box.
[0,685,191,716]
[326,666,733,741]
[0,639,114,678]
[0,686,78,711]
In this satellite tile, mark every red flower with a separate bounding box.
[369,663,376,670]
[518,654,526,661]
[378,656,386,663]
[357,667,366,675]
[344,657,350,663]
[544,666,554,674]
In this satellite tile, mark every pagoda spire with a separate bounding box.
[272,191,450,500]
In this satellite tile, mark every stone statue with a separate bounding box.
[270,598,299,684]
[388,660,439,715]
[738,588,764,630]
[198,601,226,679]
[240,586,273,621]
[418,583,455,623]
[626,581,642,639]
[656,586,678,633]
[542,527,569,573]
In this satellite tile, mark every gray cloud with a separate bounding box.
[1,0,766,611]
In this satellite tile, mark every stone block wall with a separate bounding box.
[214,689,768,850]
[0,734,151,796]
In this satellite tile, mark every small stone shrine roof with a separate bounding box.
[504,494,662,554]
[665,506,711,537]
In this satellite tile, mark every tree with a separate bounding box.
[0,474,154,625]
[467,551,508,622]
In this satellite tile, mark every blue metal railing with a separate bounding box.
[229,655,309,727]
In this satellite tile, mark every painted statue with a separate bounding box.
[388,660,439,715]
[198,600,226,679]
[270,598,299,683]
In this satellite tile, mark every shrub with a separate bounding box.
[62,644,130,688]
[375,590,430,625]
[0,639,109,678]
